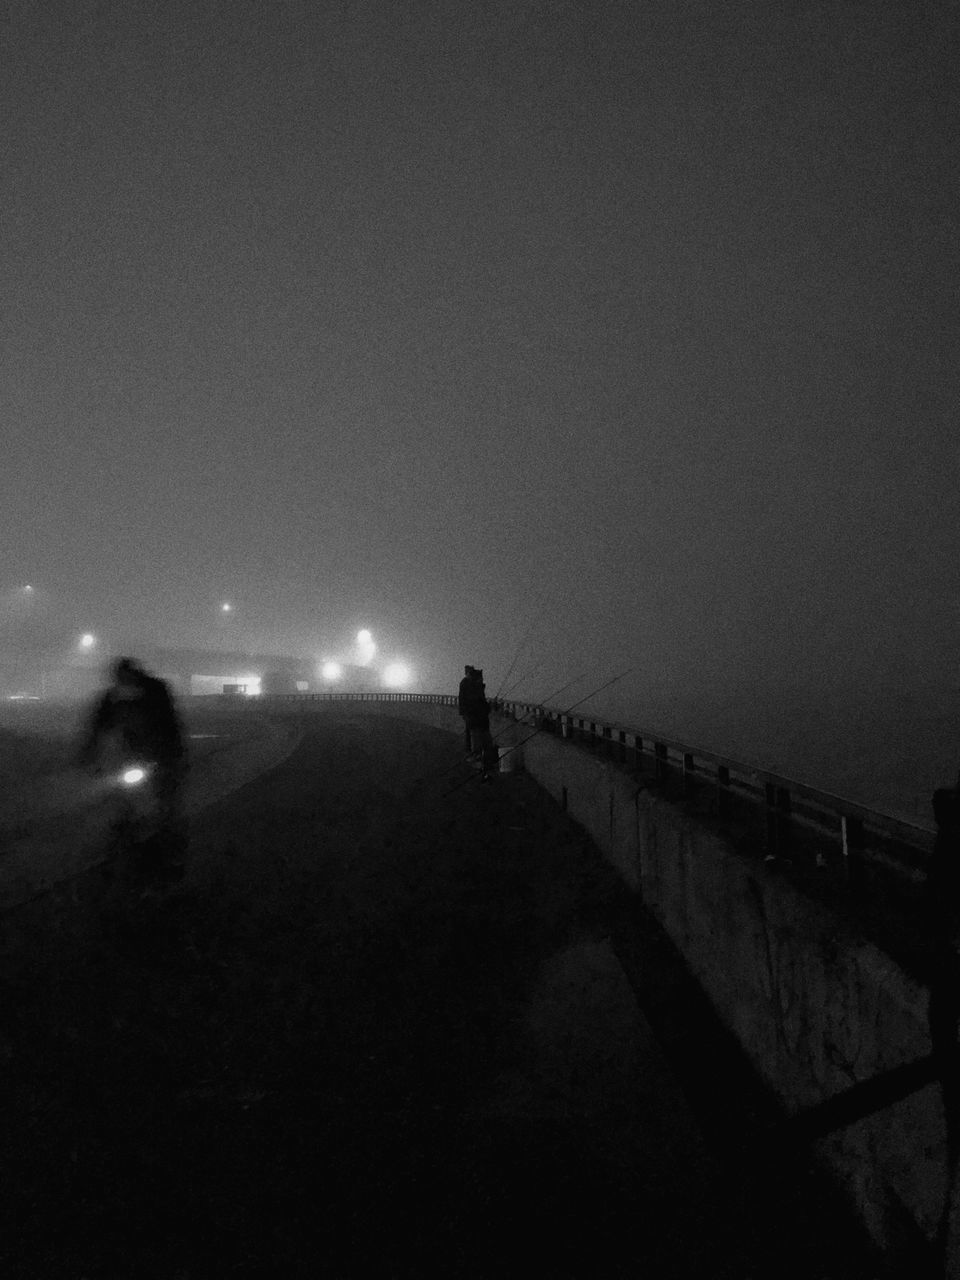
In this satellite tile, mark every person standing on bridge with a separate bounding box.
[79,657,188,878]
[460,666,496,781]
[458,665,477,756]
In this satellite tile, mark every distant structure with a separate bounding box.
[0,643,414,701]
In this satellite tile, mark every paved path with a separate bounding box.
[1,711,870,1278]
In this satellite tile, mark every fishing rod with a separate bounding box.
[498,655,549,701]
[492,669,590,734]
[442,665,636,798]
[498,664,637,758]
[492,583,558,701]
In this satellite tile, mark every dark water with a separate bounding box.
[576,686,960,827]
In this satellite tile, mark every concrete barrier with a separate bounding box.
[358,698,946,1254]
[514,723,944,1255]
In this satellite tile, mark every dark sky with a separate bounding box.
[3,0,958,718]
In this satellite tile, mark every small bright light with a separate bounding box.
[23,585,33,593]
[322,661,342,680]
[221,602,233,613]
[383,662,411,689]
[240,676,261,696]
[80,633,95,649]
[355,629,376,665]
[122,767,147,786]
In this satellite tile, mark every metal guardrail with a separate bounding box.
[257,690,937,881]
[496,698,936,884]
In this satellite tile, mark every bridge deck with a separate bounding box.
[1,709,874,1277]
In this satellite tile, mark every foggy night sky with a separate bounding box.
[3,1,959,763]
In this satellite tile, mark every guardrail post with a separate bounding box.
[654,741,668,785]
[602,725,612,758]
[777,786,792,850]
[682,752,695,796]
[717,764,731,818]
[841,815,865,890]
[765,784,793,856]
[618,730,627,764]
[764,783,777,854]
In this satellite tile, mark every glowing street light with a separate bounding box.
[382,662,411,689]
[355,628,376,665]
[221,602,233,613]
[79,633,96,649]
[321,661,342,680]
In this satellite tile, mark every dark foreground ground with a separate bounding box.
[0,710,879,1278]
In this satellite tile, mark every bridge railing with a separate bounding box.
[491,697,936,886]
[256,690,937,882]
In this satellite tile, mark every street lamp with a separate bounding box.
[355,629,376,665]
[383,662,411,689]
[221,602,233,613]
[79,633,96,650]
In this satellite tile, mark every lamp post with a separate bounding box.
[19,585,44,697]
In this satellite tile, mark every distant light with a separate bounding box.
[355,629,376,665]
[383,662,411,689]
[221,602,233,613]
[240,676,261,696]
[121,767,147,786]
[80,633,95,649]
[8,693,40,701]
[322,661,342,680]
[22,585,33,593]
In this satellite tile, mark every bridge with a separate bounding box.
[0,691,954,1276]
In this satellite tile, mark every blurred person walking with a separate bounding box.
[79,657,188,879]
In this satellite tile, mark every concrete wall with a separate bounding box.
[369,699,946,1253]
[518,724,945,1253]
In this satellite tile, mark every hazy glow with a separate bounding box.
[79,633,95,649]
[121,766,147,785]
[355,629,376,666]
[242,676,261,696]
[321,661,342,680]
[221,602,233,613]
[383,662,411,688]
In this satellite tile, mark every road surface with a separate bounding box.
[0,707,875,1277]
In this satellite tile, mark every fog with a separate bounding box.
[3,1,957,819]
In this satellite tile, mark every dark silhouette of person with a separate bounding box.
[458,665,477,756]
[460,667,496,781]
[79,657,187,872]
